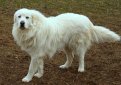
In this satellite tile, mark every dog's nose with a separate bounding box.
[20,21,25,28]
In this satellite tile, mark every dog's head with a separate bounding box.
[14,8,45,30]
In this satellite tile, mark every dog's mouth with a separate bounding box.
[20,26,25,30]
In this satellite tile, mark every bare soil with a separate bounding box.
[0,0,121,85]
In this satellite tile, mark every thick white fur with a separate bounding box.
[12,8,120,82]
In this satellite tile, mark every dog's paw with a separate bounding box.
[22,76,32,82]
[78,68,84,72]
[59,65,69,69]
[34,73,43,78]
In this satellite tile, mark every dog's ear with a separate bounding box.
[31,10,46,26]
[14,14,17,23]
[32,13,40,26]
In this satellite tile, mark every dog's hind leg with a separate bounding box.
[59,49,74,69]
[76,46,87,72]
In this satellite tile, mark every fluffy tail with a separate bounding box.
[91,26,120,43]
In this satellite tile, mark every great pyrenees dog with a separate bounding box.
[12,8,120,82]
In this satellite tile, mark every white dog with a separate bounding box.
[12,8,120,82]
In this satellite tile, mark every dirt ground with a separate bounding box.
[0,0,121,85]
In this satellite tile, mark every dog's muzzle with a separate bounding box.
[20,21,25,30]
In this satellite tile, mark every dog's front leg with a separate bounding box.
[22,57,38,82]
[34,57,44,78]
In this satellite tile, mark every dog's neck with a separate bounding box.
[16,28,37,50]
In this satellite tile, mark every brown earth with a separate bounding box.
[0,0,121,85]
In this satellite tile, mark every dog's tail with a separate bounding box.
[91,25,120,43]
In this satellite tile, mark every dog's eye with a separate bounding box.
[18,15,21,18]
[26,16,29,19]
